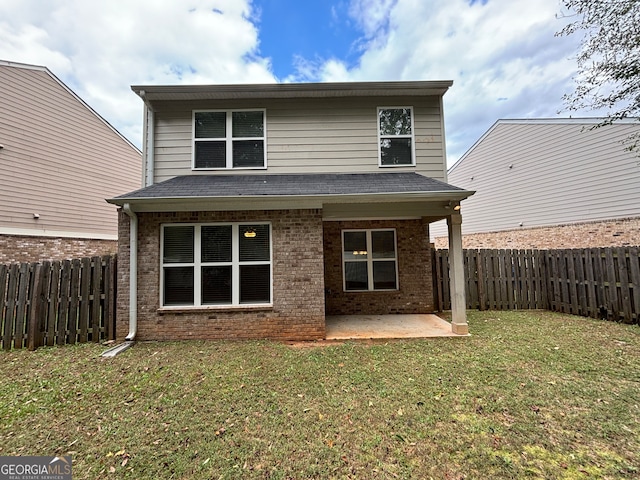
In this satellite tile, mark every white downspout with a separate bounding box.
[139,90,155,187]
[122,203,138,341]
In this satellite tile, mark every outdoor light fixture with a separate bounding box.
[445,201,461,211]
[244,228,256,238]
[453,204,461,211]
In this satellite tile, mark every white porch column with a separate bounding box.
[447,213,468,334]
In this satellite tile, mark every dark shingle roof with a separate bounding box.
[112,173,465,201]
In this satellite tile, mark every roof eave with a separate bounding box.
[131,80,454,102]
[107,190,474,212]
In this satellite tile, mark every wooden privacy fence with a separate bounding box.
[434,247,640,324]
[0,255,116,350]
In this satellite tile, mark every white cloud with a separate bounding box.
[302,0,590,164]
[0,0,275,148]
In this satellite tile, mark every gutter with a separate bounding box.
[122,203,138,341]
[139,90,155,187]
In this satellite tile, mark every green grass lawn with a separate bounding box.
[1,311,639,479]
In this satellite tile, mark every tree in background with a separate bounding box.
[557,0,640,151]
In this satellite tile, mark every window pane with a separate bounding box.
[343,231,367,260]
[232,111,264,137]
[239,224,270,261]
[345,262,368,290]
[380,138,412,165]
[195,141,226,168]
[195,112,226,138]
[232,140,264,168]
[163,266,194,305]
[163,226,194,263]
[372,230,396,258]
[379,108,412,135]
[201,225,232,262]
[240,265,270,303]
[202,266,232,304]
[373,261,397,290]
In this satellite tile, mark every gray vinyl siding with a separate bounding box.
[430,120,640,238]
[151,96,447,183]
[0,64,142,237]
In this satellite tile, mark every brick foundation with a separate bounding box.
[323,219,434,315]
[0,234,117,264]
[116,209,326,342]
[433,218,640,250]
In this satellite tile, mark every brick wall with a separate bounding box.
[323,219,434,315]
[0,234,117,264]
[116,209,325,342]
[433,217,640,250]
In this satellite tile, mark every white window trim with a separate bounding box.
[341,228,399,292]
[160,222,273,308]
[377,106,416,167]
[192,109,267,171]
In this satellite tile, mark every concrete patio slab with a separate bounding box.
[325,314,468,340]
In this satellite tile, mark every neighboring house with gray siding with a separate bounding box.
[431,118,640,249]
[0,60,142,263]
[107,81,473,342]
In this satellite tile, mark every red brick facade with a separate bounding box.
[117,209,326,341]
[0,234,117,264]
[116,210,438,341]
[323,219,434,315]
[433,217,640,250]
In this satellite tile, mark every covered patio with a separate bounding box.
[326,314,468,340]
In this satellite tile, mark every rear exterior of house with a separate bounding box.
[109,81,472,341]
[0,61,142,263]
[431,118,640,249]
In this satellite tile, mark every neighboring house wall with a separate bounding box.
[323,219,434,314]
[0,61,141,262]
[431,119,640,248]
[151,97,447,183]
[434,217,640,249]
[116,208,326,341]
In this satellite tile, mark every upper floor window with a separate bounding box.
[193,110,266,170]
[378,107,415,167]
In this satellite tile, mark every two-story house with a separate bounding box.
[107,81,473,341]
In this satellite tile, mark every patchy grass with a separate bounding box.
[1,311,639,479]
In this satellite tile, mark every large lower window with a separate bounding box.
[193,110,266,169]
[162,223,271,307]
[378,107,415,166]
[342,229,398,291]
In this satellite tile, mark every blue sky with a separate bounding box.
[256,0,361,78]
[0,0,594,165]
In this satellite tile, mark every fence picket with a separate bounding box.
[13,263,31,349]
[604,249,619,320]
[57,260,71,345]
[46,261,60,346]
[91,256,102,342]
[617,247,633,323]
[628,247,640,324]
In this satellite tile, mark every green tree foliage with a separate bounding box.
[557,0,640,150]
